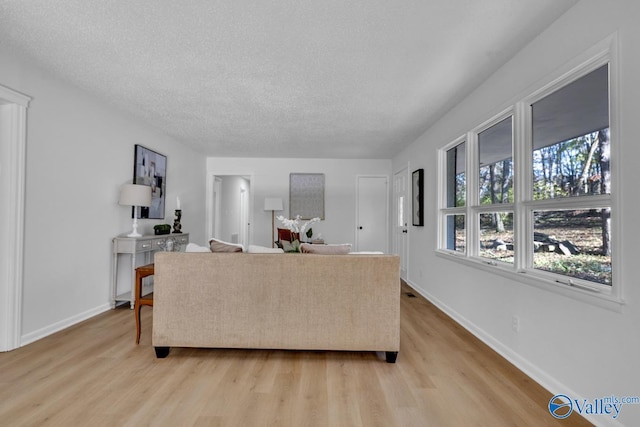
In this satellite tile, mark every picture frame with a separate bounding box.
[289,173,325,219]
[133,144,166,219]
[412,168,424,226]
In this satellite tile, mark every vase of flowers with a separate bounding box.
[276,215,321,248]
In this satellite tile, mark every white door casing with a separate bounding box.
[239,187,249,248]
[393,167,409,279]
[0,84,31,352]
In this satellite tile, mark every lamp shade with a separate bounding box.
[264,197,283,211]
[119,184,152,207]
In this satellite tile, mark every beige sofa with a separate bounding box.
[152,252,400,362]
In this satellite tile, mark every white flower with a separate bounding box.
[276,215,321,237]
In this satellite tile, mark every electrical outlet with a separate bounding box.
[512,315,520,333]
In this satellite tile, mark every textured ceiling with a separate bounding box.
[0,0,577,159]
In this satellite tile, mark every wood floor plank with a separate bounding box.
[0,282,593,426]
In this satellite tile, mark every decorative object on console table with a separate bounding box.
[412,168,424,226]
[119,184,152,237]
[173,210,182,233]
[264,197,284,248]
[133,145,166,219]
[158,236,182,252]
[153,224,171,235]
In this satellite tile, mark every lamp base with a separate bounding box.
[127,216,142,237]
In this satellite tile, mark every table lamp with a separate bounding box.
[119,184,152,237]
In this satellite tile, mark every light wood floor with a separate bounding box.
[0,283,591,427]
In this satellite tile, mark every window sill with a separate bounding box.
[435,250,624,312]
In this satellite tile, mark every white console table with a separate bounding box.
[111,233,189,308]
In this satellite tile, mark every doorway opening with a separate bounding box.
[207,174,252,248]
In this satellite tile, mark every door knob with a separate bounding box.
[359,226,363,230]
[402,229,408,233]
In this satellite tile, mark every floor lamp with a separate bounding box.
[264,197,283,247]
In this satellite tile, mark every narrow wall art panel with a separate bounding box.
[412,168,424,226]
[289,173,325,220]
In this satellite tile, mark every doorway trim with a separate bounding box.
[393,165,410,280]
[0,84,31,352]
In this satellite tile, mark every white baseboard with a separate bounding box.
[20,303,112,347]
[404,279,614,427]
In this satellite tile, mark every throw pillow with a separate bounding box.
[299,243,352,255]
[281,240,300,253]
[208,238,243,253]
[185,243,212,253]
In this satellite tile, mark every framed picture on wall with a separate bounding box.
[412,168,424,226]
[289,173,325,219]
[133,145,166,219]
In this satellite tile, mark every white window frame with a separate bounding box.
[437,35,622,309]
[471,109,515,264]
[438,136,467,255]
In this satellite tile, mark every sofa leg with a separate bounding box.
[385,351,398,363]
[155,346,170,358]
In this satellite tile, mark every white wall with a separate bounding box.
[0,48,207,344]
[393,1,640,426]
[207,158,391,249]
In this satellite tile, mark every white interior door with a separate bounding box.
[356,176,388,252]
[393,168,409,279]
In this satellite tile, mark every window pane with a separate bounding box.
[532,65,610,200]
[533,130,610,199]
[533,209,611,286]
[479,212,514,264]
[446,142,466,207]
[446,214,465,253]
[479,117,513,204]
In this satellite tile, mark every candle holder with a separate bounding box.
[172,209,182,233]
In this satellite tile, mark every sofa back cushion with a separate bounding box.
[209,238,243,253]
[248,245,284,254]
[185,243,212,253]
[300,243,351,255]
